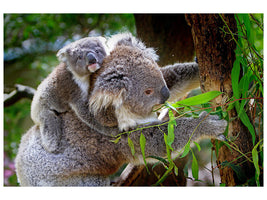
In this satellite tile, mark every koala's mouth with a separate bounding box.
[87,63,100,73]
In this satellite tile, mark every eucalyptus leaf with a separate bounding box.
[167,110,175,149]
[193,141,201,152]
[232,59,241,99]
[191,151,199,180]
[140,132,149,173]
[147,155,168,165]
[180,142,190,158]
[110,136,121,144]
[172,91,222,107]
[128,137,135,156]
[153,164,174,186]
[252,140,262,186]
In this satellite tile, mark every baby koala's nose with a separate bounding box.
[87,52,97,64]
[160,86,170,104]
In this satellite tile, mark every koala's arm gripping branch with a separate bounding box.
[127,112,227,158]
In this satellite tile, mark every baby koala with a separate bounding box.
[31,36,108,153]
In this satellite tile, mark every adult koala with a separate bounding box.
[15,34,227,186]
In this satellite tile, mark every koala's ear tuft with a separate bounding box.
[56,46,69,63]
[107,32,159,61]
[143,47,159,62]
[96,36,110,55]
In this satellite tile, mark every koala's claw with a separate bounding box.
[216,134,227,141]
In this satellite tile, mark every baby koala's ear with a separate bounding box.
[56,46,68,63]
[56,45,75,63]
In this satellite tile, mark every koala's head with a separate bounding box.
[57,37,108,77]
[89,45,170,131]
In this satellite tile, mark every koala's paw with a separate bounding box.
[198,111,227,136]
[40,126,62,154]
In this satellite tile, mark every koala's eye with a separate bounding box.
[95,50,99,54]
[144,89,154,96]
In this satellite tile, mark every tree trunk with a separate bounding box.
[185,14,255,186]
[134,14,195,66]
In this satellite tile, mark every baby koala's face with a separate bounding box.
[57,37,108,76]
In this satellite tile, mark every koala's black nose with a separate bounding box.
[160,86,170,103]
[87,52,97,64]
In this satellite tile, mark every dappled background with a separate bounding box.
[4,14,263,186]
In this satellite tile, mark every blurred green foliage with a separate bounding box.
[4,14,136,49]
[4,14,136,186]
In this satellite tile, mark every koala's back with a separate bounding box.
[16,110,130,186]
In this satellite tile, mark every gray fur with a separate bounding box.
[30,37,111,153]
[107,32,200,102]
[16,34,227,186]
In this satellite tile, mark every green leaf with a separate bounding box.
[165,102,179,113]
[128,137,135,156]
[239,107,256,145]
[167,110,176,149]
[242,14,255,44]
[147,155,168,165]
[232,59,241,99]
[140,132,149,173]
[172,91,222,107]
[215,140,229,157]
[226,101,235,111]
[234,99,256,145]
[191,151,199,180]
[252,140,262,186]
[193,141,201,152]
[164,133,171,161]
[237,72,250,117]
[110,136,121,144]
[153,164,174,186]
[180,142,190,158]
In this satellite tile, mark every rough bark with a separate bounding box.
[114,158,187,186]
[185,14,255,186]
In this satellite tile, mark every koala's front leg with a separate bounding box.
[161,62,200,102]
[128,112,227,158]
[172,112,227,146]
[39,109,63,153]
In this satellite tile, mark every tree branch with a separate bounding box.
[4,84,36,107]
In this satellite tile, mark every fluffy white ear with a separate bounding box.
[143,47,159,62]
[96,36,110,55]
[107,32,159,61]
[56,46,68,63]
